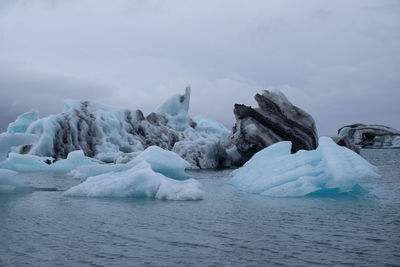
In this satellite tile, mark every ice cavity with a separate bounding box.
[7,109,39,134]
[65,147,203,200]
[1,150,97,173]
[0,133,38,162]
[230,137,380,197]
[156,86,193,131]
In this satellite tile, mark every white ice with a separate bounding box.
[0,150,98,173]
[230,137,380,197]
[65,161,203,200]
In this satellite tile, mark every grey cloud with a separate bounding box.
[0,0,399,136]
[0,61,116,132]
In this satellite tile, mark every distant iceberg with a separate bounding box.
[338,123,400,148]
[230,137,380,197]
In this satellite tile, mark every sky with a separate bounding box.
[0,0,399,136]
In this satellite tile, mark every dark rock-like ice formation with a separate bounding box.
[224,90,318,165]
[338,124,400,148]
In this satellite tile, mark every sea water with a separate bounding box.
[0,149,399,266]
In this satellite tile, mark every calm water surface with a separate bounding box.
[1,149,399,266]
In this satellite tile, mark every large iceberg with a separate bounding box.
[230,137,380,197]
[4,88,324,169]
[5,88,231,169]
[65,146,203,200]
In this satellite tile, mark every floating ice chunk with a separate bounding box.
[71,146,191,180]
[65,161,203,200]
[0,133,38,162]
[7,109,39,134]
[0,169,27,192]
[193,115,230,139]
[156,86,192,131]
[132,146,190,179]
[1,150,98,173]
[230,137,380,197]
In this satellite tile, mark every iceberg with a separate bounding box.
[65,162,203,200]
[0,150,97,173]
[3,88,322,169]
[338,123,400,148]
[230,137,380,197]
[65,146,203,200]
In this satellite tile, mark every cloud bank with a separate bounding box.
[0,0,399,135]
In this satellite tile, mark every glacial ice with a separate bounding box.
[156,86,193,131]
[7,109,39,134]
[65,162,203,200]
[230,137,380,197]
[0,133,38,162]
[0,150,97,173]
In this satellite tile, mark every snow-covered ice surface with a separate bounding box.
[230,137,380,197]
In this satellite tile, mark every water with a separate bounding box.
[1,150,399,266]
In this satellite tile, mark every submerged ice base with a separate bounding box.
[230,137,380,197]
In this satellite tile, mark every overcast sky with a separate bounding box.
[0,0,399,135]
